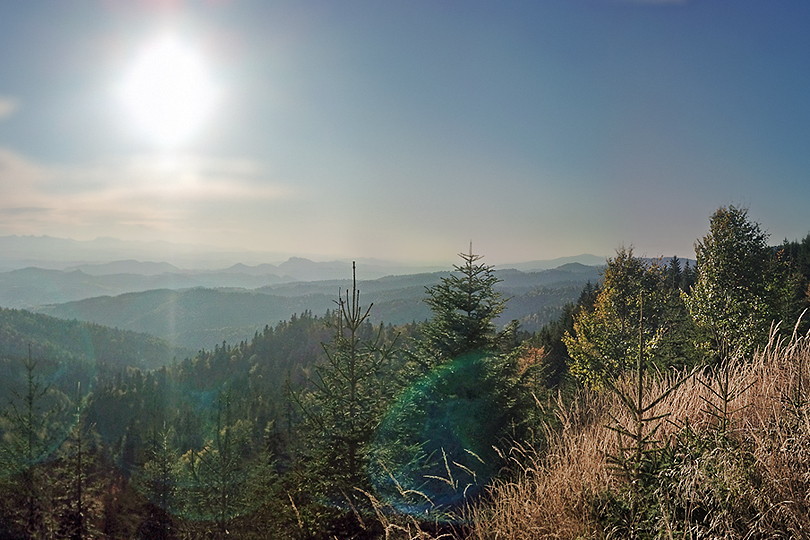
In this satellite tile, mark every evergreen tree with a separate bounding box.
[293,263,398,533]
[181,391,250,538]
[55,384,103,540]
[686,206,798,360]
[666,256,683,291]
[366,250,533,520]
[779,233,810,331]
[420,246,507,365]
[234,421,288,539]
[135,425,179,540]
[0,347,71,537]
[681,259,697,291]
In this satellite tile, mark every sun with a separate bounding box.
[118,34,219,147]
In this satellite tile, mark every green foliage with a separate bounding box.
[291,263,400,534]
[527,281,600,390]
[420,247,507,364]
[604,369,692,494]
[594,301,696,537]
[0,351,72,536]
[596,425,765,539]
[366,250,534,521]
[53,392,105,540]
[564,248,695,388]
[132,425,180,539]
[0,352,71,478]
[368,352,522,516]
[0,359,109,539]
[177,392,254,534]
[0,307,184,373]
[686,205,798,359]
[779,233,810,333]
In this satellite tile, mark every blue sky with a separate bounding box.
[0,0,808,265]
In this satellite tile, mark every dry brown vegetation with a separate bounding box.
[468,320,810,539]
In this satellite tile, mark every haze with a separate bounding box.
[1,1,809,266]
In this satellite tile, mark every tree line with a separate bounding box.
[0,205,808,538]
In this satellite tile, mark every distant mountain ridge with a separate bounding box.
[0,234,605,273]
[0,255,608,310]
[502,254,606,271]
[0,266,290,308]
[69,259,183,276]
[34,264,603,349]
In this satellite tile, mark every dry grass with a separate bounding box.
[469,321,810,539]
[466,390,617,539]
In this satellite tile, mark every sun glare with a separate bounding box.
[118,35,219,147]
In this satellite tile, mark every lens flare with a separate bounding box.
[368,351,509,519]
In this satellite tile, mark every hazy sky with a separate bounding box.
[1,1,808,265]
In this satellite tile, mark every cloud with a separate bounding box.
[0,207,52,216]
[0,96,19,120]
[0,147,295,245]
[0,147,43,178]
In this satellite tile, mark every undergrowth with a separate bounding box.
[469,321,810,539]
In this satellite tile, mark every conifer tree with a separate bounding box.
[181,391,249,537]
[364,249,533,518]
[0,347,71,537]
[420,245,506,364]
[293,263,398,526]
[56,384,102,540]
[778,233,810,333]
[135,424,179,540]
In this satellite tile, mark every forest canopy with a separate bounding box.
[0,206,808,538]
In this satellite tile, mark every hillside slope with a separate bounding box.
[35,265,602,349]
[0,307,187,371]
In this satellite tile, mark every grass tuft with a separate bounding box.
[469,323,810,538]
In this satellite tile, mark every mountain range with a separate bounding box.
[0,234,610,352]
[0,237,607,309]
[33,263,602,349]
[0,234,605,273]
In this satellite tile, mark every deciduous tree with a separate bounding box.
[686,206,797,359]
[564,248,694,387]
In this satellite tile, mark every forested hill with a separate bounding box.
[0,307,189,371]
[36,288,337,350]
[34,264,603,349]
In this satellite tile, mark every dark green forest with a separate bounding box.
[1,206,809,539]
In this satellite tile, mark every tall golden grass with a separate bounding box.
[469,319,810,539]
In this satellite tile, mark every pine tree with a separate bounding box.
[181,391,249,537]
[135,424,179,540]
[666,255,683,290]
[0,347,71,537]
[57,384,102,540]
[292,262,398,531]
[366,250,531,518]
[420,245,506,365]
[778,233,810,333]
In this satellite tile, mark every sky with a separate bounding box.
[0,0,809,266]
